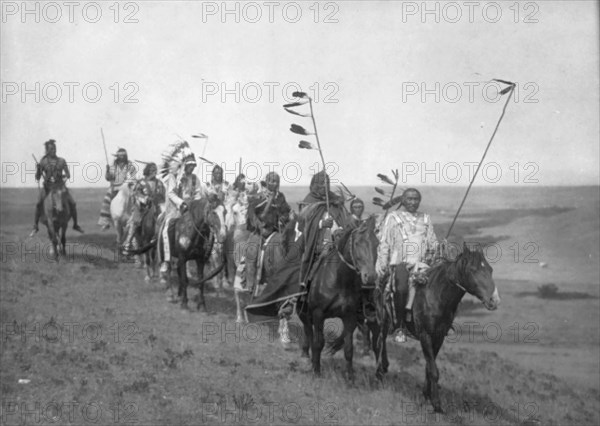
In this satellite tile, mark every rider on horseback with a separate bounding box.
[244,172,291,292]
[30,139,84,237]
[350,198,365,225]
[298,171,351,293]
[97,148,137,230]
[375,188,439,342]
[158,152,205,282]
[122,162,166,253]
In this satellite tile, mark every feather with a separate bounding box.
[340,181,355,198]
[375,187,386,196]
[492,78,515,86]
[377,173,394,185]
[373,197,384,207]
[134,159,151,165]
[499,86,513,95]
[284,107,311,117]
[392,169,399,180]
[298,140,317,150]
[191,133,208,139]
[383,195,403,210]
[290,124,312,135]
[283,100,308,108]
[292,91,308,99]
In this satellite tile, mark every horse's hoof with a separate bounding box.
[301,351,310,359]
[144,276,151,283]
[432,404,444,414]
[167,295,179,304]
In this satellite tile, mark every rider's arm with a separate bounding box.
[35,160,43,181]
[167,177,184,209]
[105,165,115,182]
[60,158,70,181]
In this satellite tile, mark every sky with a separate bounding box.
[1,0,599,188]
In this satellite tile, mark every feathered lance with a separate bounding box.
[284,92,330,215]
[445,79,516,239]
[100,128,109,168]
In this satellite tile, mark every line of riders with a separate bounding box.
[31,138,442,343]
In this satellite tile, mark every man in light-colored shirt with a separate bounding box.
[376,188,438,342]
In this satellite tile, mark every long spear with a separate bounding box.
[285,92,330,215]
[100,128,109,167]
[32,154,41,195]
[445,79,516,239]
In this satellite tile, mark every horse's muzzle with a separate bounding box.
[483,287,501,311]
[361,270,377,286]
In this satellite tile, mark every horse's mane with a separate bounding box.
[426,246,486,285]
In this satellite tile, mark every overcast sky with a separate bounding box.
[1,0,598,187]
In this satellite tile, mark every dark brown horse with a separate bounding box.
[170,197,226,310]
[133,196,226,310]
[133,198,161,281]
[375,243,501,412]
[298,215,379,380]
[41,183,71,260]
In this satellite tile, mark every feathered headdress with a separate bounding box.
[160,140,194,178]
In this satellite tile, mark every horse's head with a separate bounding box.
[206,194,227,243]
[348,215,379,286]
[455,243,500,310]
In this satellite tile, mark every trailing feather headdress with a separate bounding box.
[160,140,194,178]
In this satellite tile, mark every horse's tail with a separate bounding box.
[189,261,225,287]
[128,238,157,255]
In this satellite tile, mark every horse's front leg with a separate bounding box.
[234,290,245,323]
[60,225,67,256]
[342,314,358,383]
[195,259,207,312]
[177,259,189,310]
[420,333,443,413]
[298,303,311,359]
[311,309,325,376]
[375,316,390,380]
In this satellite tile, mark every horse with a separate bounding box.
[374,243,501,413]
[131,194,162,282]
[109,181,135,251]
[298,215,379,380]
[163,196,227,310]
[41,183,71,260]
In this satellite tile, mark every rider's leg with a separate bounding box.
[244,232,261,292]
[123,207,140,250]
[160,217,172,273]
[30,189,46,236]
[66,191,83,232]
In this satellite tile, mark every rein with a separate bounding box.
[337,229,357,271]
[446,258,467,292]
